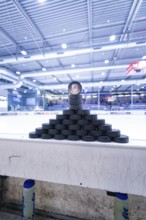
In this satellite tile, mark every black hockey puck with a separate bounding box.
[63,119,74,125]
[55,124,66,130]
[93,119,105,126]
[85,114,97,121]
[49,119,60,125]
[56,115,68,120]
[78,109,90,115]
[41,134,53,139]
[63,109,75,115]
[82,136,95,142]
[29,132,41,139]
[48,129,60,135]
[69,94,82,100]
[70,104,82,110]
[67,135,80,141]
[89,130,103,137]
[61,130,73,136]
[78,119,89,126]
[36,127,48,134]
[70,114,82,120]
[105,129,120,138]
[69,124,81,130]
[83,124,95,131]
[98,136,112,142]
[42,123,54,130]
[76,130,88,136]
[69,99,82,105]
[114,135,129,143]
[54,134,66,140]
[68,81,82,95]
[98,124,112,131]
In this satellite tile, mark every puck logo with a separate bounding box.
[68,81,82,95]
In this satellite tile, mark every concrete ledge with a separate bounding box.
[0,137,146,197]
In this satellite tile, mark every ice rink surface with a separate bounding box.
[0,111,145,141]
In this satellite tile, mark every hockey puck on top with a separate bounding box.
[41,134,53,139]
[54,134,66,140]
[69,94,82,100]
[70,104,82,110]
[29,132,41,139]
[82,136,95,142]
[105,129,120,138]
[67,135,80,141]
[93,119,105,126]
[98,136,112,142]
[69,99,82,105]
[98,124,112,131]
[114,135,129,143]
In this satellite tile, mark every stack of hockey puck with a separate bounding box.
[29,81,129,144]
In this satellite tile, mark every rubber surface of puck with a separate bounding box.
[61,130,73,136]
[54,134,66,140]
[78,109,90,115]
[63,119,74,125]
[78,119,88,126]
[41,134,53,139]
[55,124,66,130]
[89,130,103,137]
[35,128,47,134]
[106,129,120,138]
[69,99,82,105]
[49,119,59,125]
[93,119,105,126]
[48,129,60,135]
[114,135,129,143]
[67,135,80,141]
[82,136,95,142]
[98,136,111,142]
[70,114,81,120]
[69,124,81,130]
[83,124,95,131]
[70,104,82,110]
[76,130,88,136]
[85,114,97,121]
[98,124,112,131]
[64,109,76,115]
[42,123,54,130]
[56,115,68,120]
[29,132,40,139]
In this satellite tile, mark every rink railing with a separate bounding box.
[0,110,146,116]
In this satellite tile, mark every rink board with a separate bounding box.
[0,137,146,196]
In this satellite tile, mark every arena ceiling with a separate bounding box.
[0,0,146,95]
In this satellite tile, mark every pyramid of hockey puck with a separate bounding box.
[29,81,129,144]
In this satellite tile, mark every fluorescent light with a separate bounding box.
[110,35,116,41]
[38,0,46,2]
[33,79,36,82]
[16,71,21,75]
[71,64,75,68]
[20,50,27,55]
[61,43,67,49]
[42,67,47,71]
[142,56,146,60]
[101,72,105,75]
[104,59,109,64]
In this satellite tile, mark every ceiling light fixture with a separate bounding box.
[61,43,67,49]
[16,71,21,75]
[33,79,36,82]
[71,64,75,68]
[110,35,116,41]
[104,59,109,64]
[20,50,27,55]
[38,0,46,3]
[42,67,47,71]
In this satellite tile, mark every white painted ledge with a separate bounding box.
[0,137,146,196]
